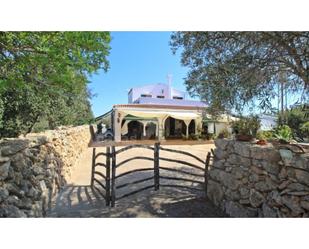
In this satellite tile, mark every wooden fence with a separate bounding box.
[90,143,212,207]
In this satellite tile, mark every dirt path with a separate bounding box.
[49,144,227,217]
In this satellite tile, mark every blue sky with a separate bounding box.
[88,32,191,117]
[87,31,302,117]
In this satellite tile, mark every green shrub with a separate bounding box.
[300,121,309,139]
[256,130,274,140]
[274,125,293,143]
[205,133,216,140]
[189,133,199,140]
[231,115,261,137]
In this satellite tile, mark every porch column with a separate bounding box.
[114,110,122,142]
[155,121,158,137]
[142,121,147,137]
[183,119,192,138]
[157,117,166,141]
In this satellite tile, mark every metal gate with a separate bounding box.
[90,143,212,207]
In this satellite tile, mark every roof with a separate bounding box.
[113,104,206,111]
[95,109,112,121]
[135,97,206,107]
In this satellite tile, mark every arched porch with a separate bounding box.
[164,117,196,139]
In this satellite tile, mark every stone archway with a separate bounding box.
[188,120,196,135]
[145,122,157,139]
[164,117,186,138]
[127,120,143,140]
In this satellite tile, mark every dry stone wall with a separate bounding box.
[0,125,91,217]
[207,139,309,217]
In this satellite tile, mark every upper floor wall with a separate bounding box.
[128,83,186,103]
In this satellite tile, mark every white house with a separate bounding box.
[96,79,233,142]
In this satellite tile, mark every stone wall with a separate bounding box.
[207,139,309,217]
[0,125,91,217]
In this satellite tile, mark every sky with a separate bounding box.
[87,31,304,118]
[88,32,191,117]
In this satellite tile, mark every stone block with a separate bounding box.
[221,173,241,190]
[300,201,309,211]
[1,139,29,156]
[214,139,230,150]
[0,161,11,180]
[207,180,224,206]
[254,177,277,192]
[294,169,309,186]
[234,142,251,158]
[224,201,258,217]
[281,195,304,215]
[262,203,277,217]
[261,161,281,175]
[213,148,228,160]
[249,189,265,208]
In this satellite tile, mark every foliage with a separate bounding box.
[278,104,309,141]
[0,32,111,138]
[0,85,94,137]
[256,130,274,140]
[300,121,309,139]
[170,32,309,113]
[217,127,230,138]
[274,125,293,142]
[204,133,216,140]
[231,115,261,137]
[189,133,199,140]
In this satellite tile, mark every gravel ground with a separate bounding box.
[49,144,227,217]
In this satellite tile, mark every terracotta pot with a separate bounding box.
[236,134,254,142]
[256,139,267,145]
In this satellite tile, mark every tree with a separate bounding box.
[170,32,309,113]
[0,32,111,138]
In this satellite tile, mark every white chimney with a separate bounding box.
[167,74,172,99]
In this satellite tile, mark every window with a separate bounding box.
[157,95,165,99]
[173,96,183,100]
[141,94,152,98]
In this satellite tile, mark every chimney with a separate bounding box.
[167,74,172,99]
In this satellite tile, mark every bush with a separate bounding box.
[274,125,293,143]
[231,115,261,137]
[300,121,309,139]
[217,127,230,138]
[256,130,274,140]
[278,104,309,141]
[189,133,199,140]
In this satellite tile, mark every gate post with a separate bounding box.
[154,142,160,190]
[105,146,111,206]
[91,148,96,187]
[204,152,211,196]
[111,146,116,207]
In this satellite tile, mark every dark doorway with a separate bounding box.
[127,121,143,140]
[188,120,195,135]
[146,122,156,139]
[165,117,186,138]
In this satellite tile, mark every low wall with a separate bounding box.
[207,139,309,217]
[0,125,91,217]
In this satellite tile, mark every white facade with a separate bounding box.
[128,83,185,103]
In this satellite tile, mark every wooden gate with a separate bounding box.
[91,143,212,207]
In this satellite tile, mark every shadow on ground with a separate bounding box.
[48,183,227,217]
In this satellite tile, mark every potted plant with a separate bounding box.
[256,131,267,145]
[231,115,261,142]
